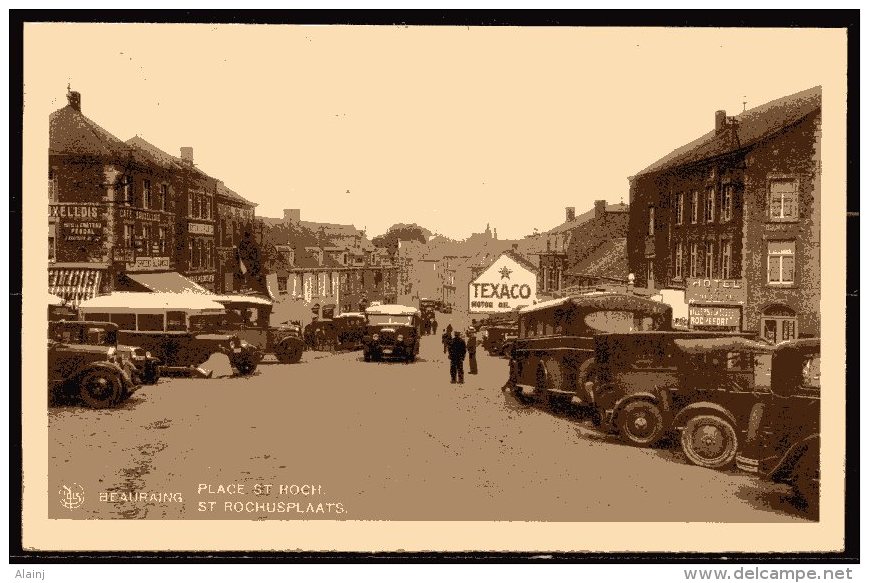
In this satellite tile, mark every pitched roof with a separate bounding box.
[633,86,821,178]
[49,104,129,158]
[216,181,257,208]
[565,238,629,280]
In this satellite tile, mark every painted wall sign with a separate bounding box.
[118,207,170,223]
[689,305,742,328]
[62,222,103,242]
[49,203,104,219]
[468,253,537,313]
[685,278,748,305]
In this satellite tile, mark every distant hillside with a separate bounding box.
[372,223,433,249]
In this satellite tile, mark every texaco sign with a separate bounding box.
[468,253,537,313]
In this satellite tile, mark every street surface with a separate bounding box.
[49,314,811,522]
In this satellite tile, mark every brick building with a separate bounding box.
[627,86,821,340]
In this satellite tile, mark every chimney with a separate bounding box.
[594,200,606,219]
[566,207,576,222]
[715,110,727,134]
[67,87,81,112]
[284,209,301,223]
[180,147,194,166]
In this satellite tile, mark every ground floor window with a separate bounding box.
[761,305,798,343]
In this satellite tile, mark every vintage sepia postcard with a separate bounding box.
[13,14,856,558]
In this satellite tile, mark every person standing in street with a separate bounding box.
[442,329,450,354]
[466,327,478,375]
[432,318,438,335]
[448,331,467,384]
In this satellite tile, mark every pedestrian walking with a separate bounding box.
[442,330,450,354]
[467,327,478,375]
[448,331,467,384]
[431,319,438,335]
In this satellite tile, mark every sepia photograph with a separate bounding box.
[12,12,856,559]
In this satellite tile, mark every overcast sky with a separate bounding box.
[25,24,843,239]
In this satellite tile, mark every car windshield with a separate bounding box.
[189,314,222,332]
[367,314,413,326]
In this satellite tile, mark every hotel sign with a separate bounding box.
[468,253,537,313]
[689,306,742,328]
[685,278,747,305]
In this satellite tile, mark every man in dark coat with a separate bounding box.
[448,331,467,384]
[442,330,450,354]
[466,327,478,375]
[431,318,438,335]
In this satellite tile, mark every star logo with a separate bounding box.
[499,266,512,280]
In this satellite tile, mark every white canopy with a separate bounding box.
[211,294,274,307]
[364,304,420,316]
[47,292,66,306]
[78,292,226,314]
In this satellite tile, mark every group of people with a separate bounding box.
[423,316,439,336]
[441,323,478,384]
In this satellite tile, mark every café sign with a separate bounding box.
[685,278,747,305]
[468,253,537,313]
[118,207,169,224]
[689,306,742,328]
[126,256,171,271]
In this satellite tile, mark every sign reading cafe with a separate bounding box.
[468,253,537,313]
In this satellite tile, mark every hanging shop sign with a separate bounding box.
[689,305,742,328]
[188,222,215,235]
[685,278,748,305]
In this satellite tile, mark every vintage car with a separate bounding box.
[212,295,305,364]
[736,338,821,510]
[304,318,337,350]
[362,304,422,362]
[586,333,772,469]
[48,321,139,408]
[506,292,673,406]
[78,292,261,376]
[48,292,78,322]
[480,319,518,358]
[333,312,366,349]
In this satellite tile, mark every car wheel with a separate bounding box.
[233,355,258,376]
[277,343,302,364]
[680,414,738,469]
[618,400,665,447]
[78,369,123,408]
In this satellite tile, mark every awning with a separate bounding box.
[48,268,104,307]
[124,271,211,294]
[674,337,775,355]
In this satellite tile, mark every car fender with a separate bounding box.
[73,361,132,388]
[610,392,663,425]
[672,401,737,431]
[769,434,820,484]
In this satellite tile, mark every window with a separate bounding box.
[721,184,733,222]
[674,242,683,280]
[207,240,213,268]
[647,260,654,289]
[137,313,164,332]
[690,243,700,277]
[705,187,715,223]
[206,195,212,220]
[761,305,798,343]
[48,235,56,262]
[188,193,194,218]
[158,226,167,255]
[705,242,714,278]
[141,224,153,255]
[277,276,288,294]
[188,240,194,269]
[109,313,136,330]
[769,178,798,220]
[143,179,152,209]
[720,239,732,279]
[675,193,684,225]
[167,311,187,331]
[690,191,699,224]
[122,176,134,205]
[124,224,133,248]
[160,184,168,211]
[195,239,203,269]
[648,206,655,236]
[768,241,795,284]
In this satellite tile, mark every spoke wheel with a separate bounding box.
[618,400,664,447]
[680,414,738,469]
[78,370,122,408]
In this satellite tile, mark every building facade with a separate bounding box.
[627,86,821,340]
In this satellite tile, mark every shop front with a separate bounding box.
[48,265,109,306]
[685,277,747,333]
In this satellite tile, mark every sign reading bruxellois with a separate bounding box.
[685,278,748,305]
[468,253,537,313]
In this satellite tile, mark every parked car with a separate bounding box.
[48,321,139,408]
[212,295,305,364]
[362,304,422,363]
[506,292,673,406]
[78,292,261,376]
[481,322,518,358]
[586,333,772,469]
[334,312,366,349]
[304,318,337,350]
[737,338,821,510]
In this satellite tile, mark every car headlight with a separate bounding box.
[397,334,403,342]
[145,351,152,359]
[372,334,379,341]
